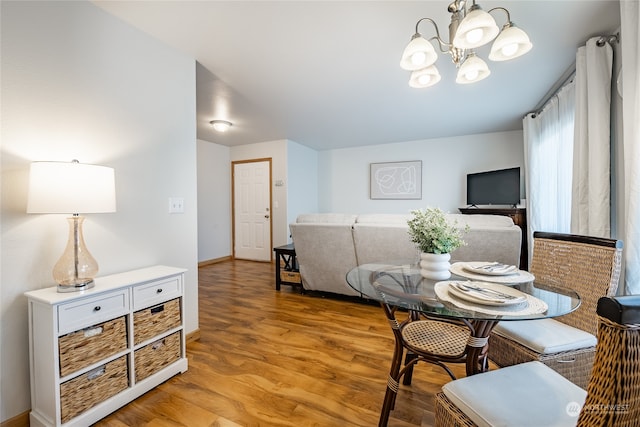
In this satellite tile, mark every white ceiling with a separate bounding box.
[93,1,621,151]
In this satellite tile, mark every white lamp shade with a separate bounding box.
[456,54,491,84]
[409,65,442,88]
[489,24,533,61]
[453,7,499,49]
[400,35,438,71]
[27,161,116,214]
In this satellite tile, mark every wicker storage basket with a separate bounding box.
[60,355,129,423]
[134,331,181,382]
[133,298,181,345]
[280,270,301,283]
[58,316,128,377]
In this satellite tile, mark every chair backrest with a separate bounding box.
[529,232,623,335]
[578,296,640,426]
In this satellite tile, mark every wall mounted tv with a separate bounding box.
[466,167,520,207]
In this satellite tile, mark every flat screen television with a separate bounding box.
[466,167,520,207]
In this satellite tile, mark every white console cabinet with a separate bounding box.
[25,265,189,427]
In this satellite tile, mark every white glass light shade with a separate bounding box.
[456,53,491,84]
[400,35,438,71]
[210,120,232,132]
[409,65,441,88]
[452,6,499,49]
[27,161,116,214]
[489,24,533,61]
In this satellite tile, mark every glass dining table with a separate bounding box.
[347,261,581,375]
[346,261,581,427]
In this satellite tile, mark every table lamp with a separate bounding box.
[27,160,116,292]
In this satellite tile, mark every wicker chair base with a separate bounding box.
[434,392,477,427]
[488,332,594,389]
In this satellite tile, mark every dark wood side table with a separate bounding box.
[273,243,303,291]
[459,207,528,270]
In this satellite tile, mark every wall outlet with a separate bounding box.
[168,197,184,214]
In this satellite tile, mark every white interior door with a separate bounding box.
[233,160,272,261]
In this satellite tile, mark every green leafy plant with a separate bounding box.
[407,207,469,254]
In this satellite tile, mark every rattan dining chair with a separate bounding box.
[375,296,484,427]
[487,231,623,388]
[435,295,640,427]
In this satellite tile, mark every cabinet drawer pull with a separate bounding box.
[93,306,101,312]
[151,339,166,350]
[156,288,163,294]
[150,304,165,314]
[83,326,103,338]
[86,366,106,381]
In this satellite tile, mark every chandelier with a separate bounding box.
[400,0,532,88]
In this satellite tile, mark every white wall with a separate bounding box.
[286,140,318,239]
[230,140,289,248]
[317,130,525,214]
[197,140,232,261]
[0,2,198,422]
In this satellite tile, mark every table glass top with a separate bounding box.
[346,262,580,321]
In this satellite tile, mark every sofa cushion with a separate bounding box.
[295,213,357,224]
[355,214,411,225]
[447,213,515,228]
[353,222,418,265]
[442,361,586,427]
[493,318,597,354]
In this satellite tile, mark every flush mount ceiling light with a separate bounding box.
[400,0,532,88]
[209,120,232,132]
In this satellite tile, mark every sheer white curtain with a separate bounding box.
[523,81,575,260]
[621,0,640,295]
[571,38,613,237]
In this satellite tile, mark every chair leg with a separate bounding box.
[402,351,417,385]
[379,374,400,427]
[379,329,405,427]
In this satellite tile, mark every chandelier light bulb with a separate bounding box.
[465,28,484,45]
[400,35,438,71]
[501,43,519,58]
[411,51,427,66]
[456,53,490,84]
[409,65,441,88]
[464,69,479,81]
[453,5,499,49]
[489,23,532,61]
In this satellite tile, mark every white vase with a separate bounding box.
[419,252,451,280]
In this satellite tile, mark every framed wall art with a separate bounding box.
[370,160,422,200]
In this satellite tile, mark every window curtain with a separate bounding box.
[523,81,575,261]
[621,0,640,295]
[571,38,613,237]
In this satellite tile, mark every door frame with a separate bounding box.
[231,157,273,262]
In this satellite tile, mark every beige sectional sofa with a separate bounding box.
[289,213,522,297]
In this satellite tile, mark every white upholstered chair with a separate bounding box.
[488,232,623,388]
[435,295,640,427]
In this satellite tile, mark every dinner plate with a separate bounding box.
[463,262,518,276]
[445,281,527,306]
[449,262,535,284]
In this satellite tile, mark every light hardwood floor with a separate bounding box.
[95,260,469,427]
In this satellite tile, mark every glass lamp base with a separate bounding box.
[54,216,99,293]
[57,279,95,293]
